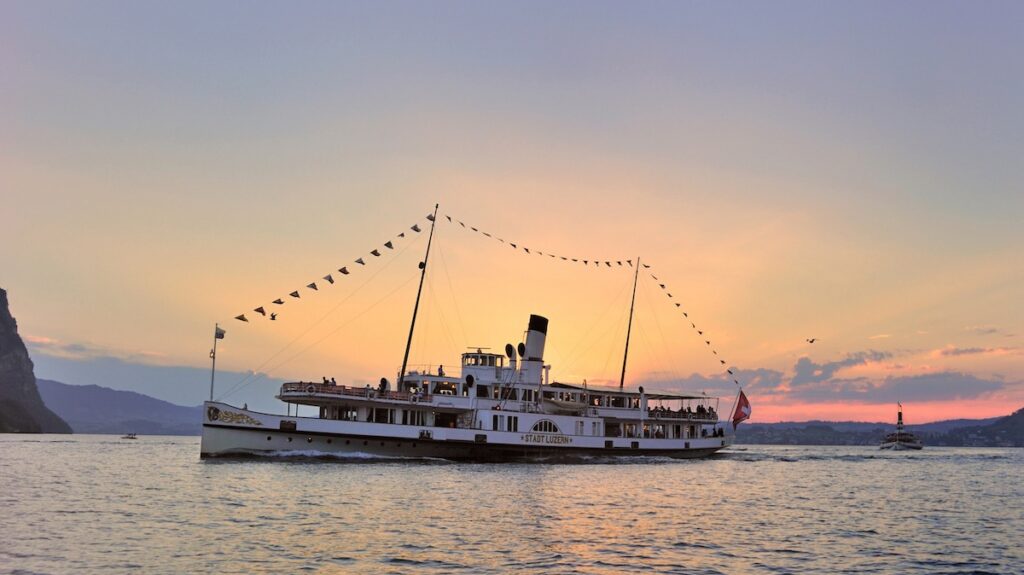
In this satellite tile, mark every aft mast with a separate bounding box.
[619,257,640,390]
[398,204,439,385]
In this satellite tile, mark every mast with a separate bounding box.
[619,257,641,390]
[209,323,219,401]
[399,204,439,385]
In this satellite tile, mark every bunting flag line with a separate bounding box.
[233,216,432,323]
[443,212,633,269]
[442,211,743,388]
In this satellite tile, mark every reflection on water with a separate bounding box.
[0,436,1020,574]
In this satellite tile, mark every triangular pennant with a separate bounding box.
[399,232,406,238]
[537,251,544,255]
[371,249,381,257]
[675,303,681,307]
[698,331,703,335]
[445,215,452,222]
[712,350,718,355]
[235,314,248,322]
[290,291,301,298]
[684,313,689,318]
[643,264,650,268]
[323,274,334,284]
[583,260,589,265]
[273,299,284,305]
[627,260,633,267]
[572,258,578,262]
[617,261,622,266]
[605,261,611,267]
[667,293,673,298]
[270,313,277,320]
[549,254,556,258]
[727,370,734,375]
[660,284,666,289]
[356,258,365,265]
[705,341,711,345]
[384,241,394,249]
[652,275,658,280]
[471,227,478,232]
[411,224,422,232]
[561,257,567,260]
[510,243,517,248]
[460,221,466,227]
[720,360,726,365]
[524,248,530,253]
[426,213,435,221]
[339,267,349,275]
[483,232,491,237]
[307,282,318,291]
[254,307,266,316]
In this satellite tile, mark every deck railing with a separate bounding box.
[280,382,432,403]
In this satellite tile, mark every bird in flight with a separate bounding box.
[806,338,817,344]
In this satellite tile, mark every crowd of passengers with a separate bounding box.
[646,404,717,420]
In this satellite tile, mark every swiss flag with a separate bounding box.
[732,390,752,429]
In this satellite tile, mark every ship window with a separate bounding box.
[476,385,490,398]
[531,420,560,434]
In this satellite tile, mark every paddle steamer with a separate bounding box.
[201,206,738,460]
[879,403,923,450]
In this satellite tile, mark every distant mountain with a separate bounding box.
[37,379,202,435]
[737,413,1020,447]
[937,408,1024,447]
[0,288,71,433]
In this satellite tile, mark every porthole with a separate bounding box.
[326,439,332,444]
[307,437,313,443]
[380,442,385,446]
[287,437,293,442]
[266,436,272,441]
[345,440,351,445]
[363,440,368,446]
[412,443,417,448]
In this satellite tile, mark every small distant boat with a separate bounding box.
[880,403,922,450]
[121,433,137,440]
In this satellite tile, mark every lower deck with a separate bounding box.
[201,402,732,460]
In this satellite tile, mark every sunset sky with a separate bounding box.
[3,2,1022,423]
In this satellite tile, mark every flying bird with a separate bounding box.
[806,338,817,344]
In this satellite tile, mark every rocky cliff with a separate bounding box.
[0,288,71,433]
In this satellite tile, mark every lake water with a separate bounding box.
[0,435,1020,574]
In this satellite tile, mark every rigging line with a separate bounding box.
[249,270,421,386]
[638,273,686,385]
[596,303,632,385]
[217,234,425,401]
[426,274,460,361]
[433,237,469,346]
[557,278,632,373]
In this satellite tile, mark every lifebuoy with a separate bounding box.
[306,385,316,393]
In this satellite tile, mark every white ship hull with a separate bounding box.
[201,402,732,461]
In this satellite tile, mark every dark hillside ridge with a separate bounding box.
[0,288,71,433]
[37,379,202,435]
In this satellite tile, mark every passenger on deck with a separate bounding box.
[438,365,445,377]
[331,377,337,385]
[322,376,329,384]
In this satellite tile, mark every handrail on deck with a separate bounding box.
[280,382,433,403]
